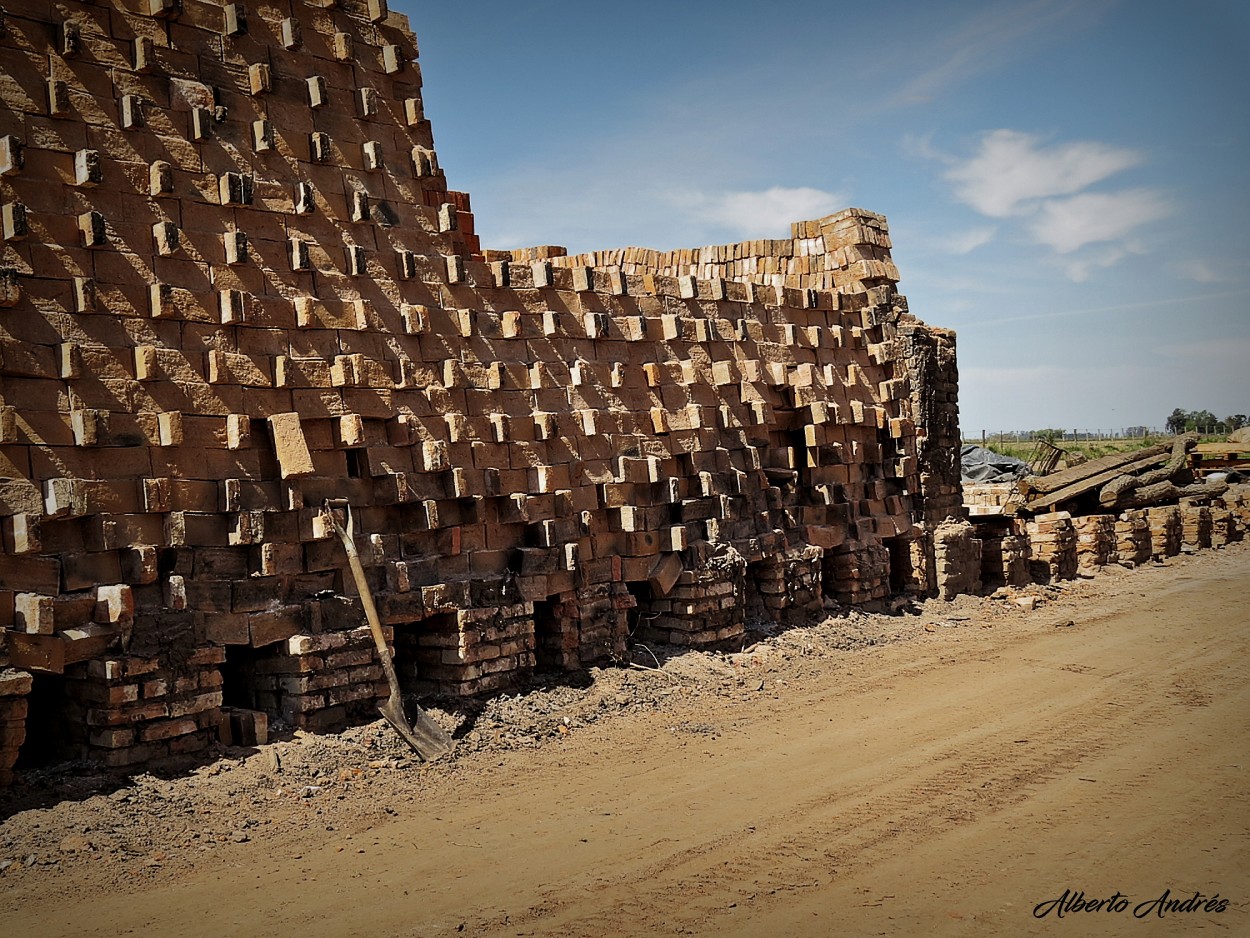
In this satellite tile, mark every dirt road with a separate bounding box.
[3,545,1248,937]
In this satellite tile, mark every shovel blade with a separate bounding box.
[378,695,453,762]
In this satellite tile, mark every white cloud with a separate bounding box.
[1030,189,1171,254]
[669,186,846,240]
[937,226,997,254]
[945,129,1142,217]
[1056,245,1132,282]
[923,129,1174,281]
[886,0,1111,108]
[1173,258,1236,284]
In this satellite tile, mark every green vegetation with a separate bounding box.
[981,437,1160,464]
[1166,409,1246,435]
[970,409,1245,470]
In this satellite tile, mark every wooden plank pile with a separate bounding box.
[1014,434,1229,517]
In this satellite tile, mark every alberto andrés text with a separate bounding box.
[1033,888,1229,919]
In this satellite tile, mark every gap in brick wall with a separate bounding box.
[531,598,565,673]
[885,536,912,594]
[220,645,269,713]
[15,673,75,770]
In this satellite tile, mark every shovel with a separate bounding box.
[323,499,453,761]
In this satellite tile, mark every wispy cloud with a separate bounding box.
[886,0,1112,107]
[944,130,1141,217]
[1172,258,1239,284]
[935,225,997,254]
[926,128,1171,281]
[1030,189,1170,253]
[1055,245,1134,282]
[668,186,846,241]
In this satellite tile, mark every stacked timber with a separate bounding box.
[1015,443,1172,515]
[1012,434,1238,520]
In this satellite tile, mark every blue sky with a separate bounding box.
[401,0,1249,434]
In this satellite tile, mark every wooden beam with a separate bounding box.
[1022,451,1174,513]
[1018,443,1169,496]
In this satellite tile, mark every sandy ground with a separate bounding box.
[2,543,1248,937]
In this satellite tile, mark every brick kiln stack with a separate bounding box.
[0,0,963,779]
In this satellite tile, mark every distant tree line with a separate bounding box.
[1166,409,1247,435]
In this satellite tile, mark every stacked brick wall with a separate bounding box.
[1025,512,1077,583]
[402,604,535,698]
[1210,507,1235,547]
[1073,514,1115,572]
[1114,509,1152,566]
[1180,505,1212,550]
[66,647,223,766]
[638,558,746,648]
[228,623,390,730]
[505,213,963,591]
[979,531,1029,588]
[0,668,30,784]
[0,0,960,778]
[932,518,981,600]
[1147,506,1182,558]
[1228,487,1250,528]
[512,211,898,297]
[531,582,635,672]
[896,322,962,531]
[744,545,823,625]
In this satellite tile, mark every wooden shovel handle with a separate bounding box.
[324,502,404,688]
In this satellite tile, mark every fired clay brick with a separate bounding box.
[0,0,992,781]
